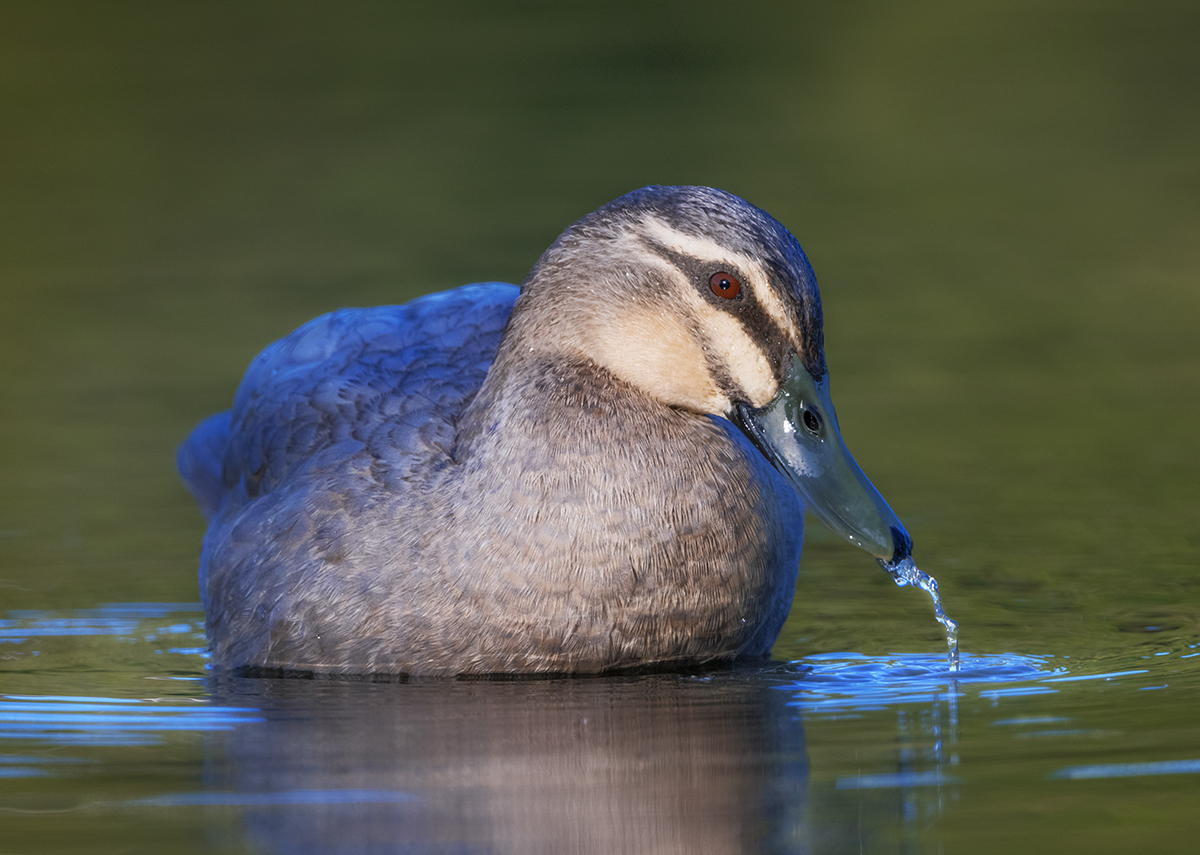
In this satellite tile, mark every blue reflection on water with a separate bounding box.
[781,651,1066,715]
[121,789,420,807]
[1041,669,1149,683]
[1051,759,1200,780]
[0,604,243,763]
[7,603,1200,822]
[836,771,958,790]
[780,646,1200,835]
[0,695,264,747]
[781,651,1071,826]
[0,603,204,644]
[0,617,140,642]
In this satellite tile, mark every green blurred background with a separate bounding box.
[1,0,1197,657]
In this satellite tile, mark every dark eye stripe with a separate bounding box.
[731,305,793,384]
[640,236,807,389]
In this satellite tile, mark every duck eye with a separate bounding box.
[802,408,822,434]
[709,272,741,300]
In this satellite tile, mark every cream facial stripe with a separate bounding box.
[638,216,801,352]
[633,216,801,408]
[699,297,780,408]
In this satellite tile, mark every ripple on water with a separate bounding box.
[781,652,1068,714]
[0,695,262,748]
[0,603,204,645]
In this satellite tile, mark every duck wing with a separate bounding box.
[177,282,519,520]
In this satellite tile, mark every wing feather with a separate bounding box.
[177,282,519,520]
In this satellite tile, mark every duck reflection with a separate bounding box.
[205,670,809,854]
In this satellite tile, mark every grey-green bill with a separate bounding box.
[733,354,913,567]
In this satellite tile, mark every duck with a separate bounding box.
[178,185,913,677]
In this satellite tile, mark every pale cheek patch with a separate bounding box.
[586,308,729,415]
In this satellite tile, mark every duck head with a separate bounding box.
[506,185,912,568]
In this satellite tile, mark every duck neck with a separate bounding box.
[453,288,595,460]
[454,327,612,467]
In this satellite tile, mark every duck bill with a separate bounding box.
[733,354,912,566]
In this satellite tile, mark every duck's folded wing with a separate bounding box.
[177,282,519,520]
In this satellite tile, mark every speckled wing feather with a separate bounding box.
[177,282,520,521]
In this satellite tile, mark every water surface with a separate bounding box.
[3,606,1198,853]
[2,2,1198,852]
